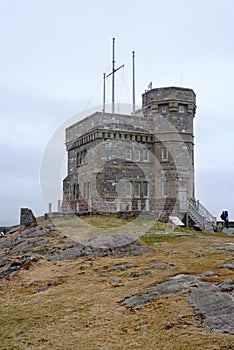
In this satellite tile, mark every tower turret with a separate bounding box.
[142,87,196,219]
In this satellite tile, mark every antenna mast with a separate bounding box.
[106,38,124,116]
[132,51,136,115]
[102,73,106,114]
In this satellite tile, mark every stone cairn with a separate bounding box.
[20,208,37,228]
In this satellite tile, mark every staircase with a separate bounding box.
[187,200,216,231]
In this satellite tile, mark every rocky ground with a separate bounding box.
[0,220,151,281]
[0,216,234,349]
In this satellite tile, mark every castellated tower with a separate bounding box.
[142,87,196,220]
[62,86,196,222]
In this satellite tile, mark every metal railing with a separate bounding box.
[187,200,216,230]
[193,200,216,225]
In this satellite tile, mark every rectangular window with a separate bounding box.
[76,184,80,199]
[135,148,141,161]
[78,150,87,165]
[126,147,132,160]
[162,181,169,197]
[161,104,167,113]
[87,182,91,198]
[179,181,187,190]
[142,148,149,161]
[134,182,141,198]
[73,184,79,199]
[179,104,185,113]
[162,148,168,161]
[84,183,87,198]
[143,182,149,197]
[80,151,83,164]
[126,181,132,198]
[77,153,80,165]
[73,184,76,199]
[147,106,152,116]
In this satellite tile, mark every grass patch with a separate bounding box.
[196,230,234,238]
[80,214,135,228]
[52,215,188,235]
[51,215,164,241]
[140,233,192,245]
[52,214,135,230]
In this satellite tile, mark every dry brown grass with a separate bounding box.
[0,217,234,349]
[52,214,159,241]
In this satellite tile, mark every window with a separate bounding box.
[179,181,187,190]
[84,182,91,198]
[162,181,169,197]
[143,182,149,197]
[147,106,152,115]
[83,150,87,162]
[73,183,79,199]
[87,182,91,198]
[162,148,168,161]
[134,182,141,198]
[77,150,87,165]
[76,184,80,199]
[161,104,167,113]
[126,181,132,198]
[135,148,141,161]
[126,147,132,160]
[142,148,149,161]
[84,183,87,198]
[80,151,84,164]
[179,104,185,113]
[73,184,76,199]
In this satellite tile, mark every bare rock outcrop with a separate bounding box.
[0,220,151,281]
[121,273,234,334]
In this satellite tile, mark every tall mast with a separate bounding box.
[112,38,115,115]
[106,38,124,116]
[132,51,136,115]
[102,72,106,114]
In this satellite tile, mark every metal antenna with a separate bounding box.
[106,38,124,116]
[102,73,106,114]
[132,51,136,115]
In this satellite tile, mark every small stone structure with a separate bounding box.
[20,208,37,228]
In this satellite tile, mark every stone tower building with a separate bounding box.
[62,86,196,222]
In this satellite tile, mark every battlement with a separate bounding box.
[142,86,196,116]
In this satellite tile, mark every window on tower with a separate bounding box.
[161,104,168,113]
[162,181,169,197]
[178,104,186,113]
[142,148,149,162]
[135,148,141,161]
[143,182,149,197]
[126,181,132,198]
[77,153,80,165]
[134,182,141,198]
[126,147,132,160]
[162,148,168,161]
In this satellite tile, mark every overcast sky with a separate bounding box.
[1,0,234,226]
